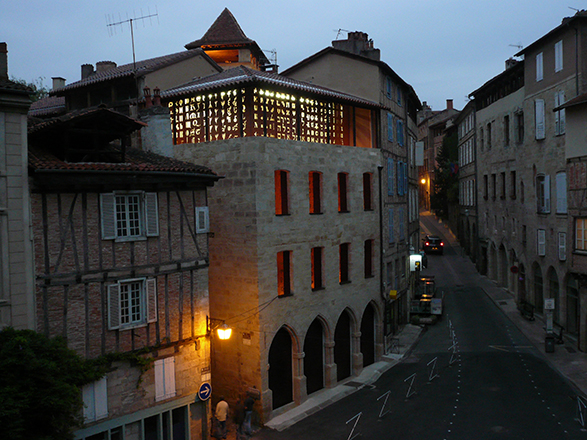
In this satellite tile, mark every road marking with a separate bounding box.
[489,345,532,352]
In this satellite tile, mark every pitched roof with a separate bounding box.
[162,65,382,109]
[28,95,66,117]
[185,8,253,49]
[50,48,220,94]
[0,78,34,95]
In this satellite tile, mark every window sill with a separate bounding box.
[364,208,374,212]
[278,293,293,298]
[312,287,325,292]
[118,322,148,331]
[338,210,350,214]
[339,280,352,285]
[114,236,148,243]
[275,213,291,217]
[364,274,375,279]
[309,212,323,215]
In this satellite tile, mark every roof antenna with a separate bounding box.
[333,29,352,40]
[106,6,159,74]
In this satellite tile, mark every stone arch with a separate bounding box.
[488,241,498,282]
[532,262,544,314]
[334,308,357,382]
[546,266,560,323]
[360,302,377,367]
[498,244,508,287]
[303,317,327,396]
[268,325,300,410]
[508,249,518,293]
[565,274,580,337]
[518,262,527,303]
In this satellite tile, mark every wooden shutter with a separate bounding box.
[387,113,393,142]
[82,383,96,421]
[100,193,116,240]
[94,377,108,420]
[144,192,159,237]
[544,175,550,213]
[107,283,120,330]
[558,232,567,261]
[146,278,157,323]
[388,208,394,243]
[387,158,394,195]
[164,357,176,399]
[535,99,545,140]
[537,229,546,256]
[155,359,165,401]
[196,207,210,233]
[556,172,567,214]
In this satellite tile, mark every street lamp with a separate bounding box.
[207,316,232,340]
[421,178,426,185]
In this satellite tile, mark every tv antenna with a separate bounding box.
[334,28,352,40]
[262,48,278,66]
[106,7,159,73]
[509,43,523,50]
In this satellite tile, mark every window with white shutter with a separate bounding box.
[537,229,546,256]
[536,52,544,81]
[558,232,567,261]
[155,357,176,401]
[387,113,393,142]
[108,278,157,330]
[555,40,563,72]
[82,376,108,422]
[195,206,210,233]
[556,172,567,214]
[535,99,545,140]
[100,192,159,240]
[555,91,565,135]
[387,158,394,195]
[388,208,394,244]
[536,174,550,214]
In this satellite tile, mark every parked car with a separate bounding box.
[423,235,444,254]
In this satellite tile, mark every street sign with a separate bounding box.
[544,298,555,310]
[198,382,212,401]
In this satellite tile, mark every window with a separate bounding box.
[397,161,405,196]
[154,357,176,401]
[388,208,394,243]
[480,128,484,151]
[397,87,402,106]
[576,218,587,251]
[82,376,108,422]
[559,232,567,261]
[399,207,405,241]
[364,239,374,278]
[537,229,546,256]
[277,250,293,296]
[483,175,488,200]
[275,170,290,215]
[108,278,157,330]
[536,52,544,81]
[500,172,506,199]
[387,113,394,142]
[555,40,563,72]
[387,158,394,195]
[309,171,322,214]
[339,243,350,284]
[504,115,510,146]
[491,174,496,200]
[486,122,492,149]
[363,172,373,211]
[100,192,159,240]
[522,224,527,246]
[555,91,566,135]
[535,99,545,140]
[338,172,349,212]
[556,172,567,214]
[397,120,404,146]
[510,171,517,199]
[536,174,550,214]
[386,76,393,99]
[515,111,524,144]
[195,207,209,233]
[311,247,324,290]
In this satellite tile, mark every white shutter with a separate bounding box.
[544,175,551,213]
[559,92,566,134]
[536,52,544,81]
[559,232,567,261]
[554,93,561,135]
[556,172,567,214]
[537,229,546,256]
[82,383,96,421]
[144,192,159,237]
[535,99,545,140]
[155,359,165,401]
[100,193,116,240]
[146,278,157,323]
[196,206,210,233]
[107,283,120,330]
[164,357,176,399]
[387,158,394,195]
[94,376,108,420]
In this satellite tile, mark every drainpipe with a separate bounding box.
[378,165,385,300]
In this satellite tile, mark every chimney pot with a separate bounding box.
[52,77,66,91]
[81,64,94,80]
[446,99,453,110]
[96,61,117,73]
[0,42,8,81]
[144,86,152,108]
[153,87,161,106]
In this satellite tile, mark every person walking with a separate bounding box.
[214,396,229,439]
[242,395,254,436]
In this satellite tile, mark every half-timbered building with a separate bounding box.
[163,65,384,421]
[27,106,220,440]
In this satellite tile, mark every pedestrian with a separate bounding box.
[243,395,255,436]
[214,396,229,439]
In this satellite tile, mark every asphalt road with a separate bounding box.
[255,218,587,439]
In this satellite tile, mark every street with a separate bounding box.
[254,216,587,439]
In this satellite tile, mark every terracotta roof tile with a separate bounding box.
[28,96,66,117]
[185,8,252,49]
[162,65,382,108]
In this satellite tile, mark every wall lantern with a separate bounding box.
[207,316,232,340]
[420,178,426,185]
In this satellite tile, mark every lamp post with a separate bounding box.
[207,316,232,340]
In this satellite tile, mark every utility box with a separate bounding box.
[545,335,555,353]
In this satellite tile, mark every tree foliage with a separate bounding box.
[10,76,49,102]
[0,328,98,440]
[430,130,459,218]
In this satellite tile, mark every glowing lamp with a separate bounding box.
[421,178,426,185]
[217,324,232,340]
[206,316,232,340]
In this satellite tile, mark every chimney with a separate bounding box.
[144,86,152,108]
[446,99,453,110]
[81,64,94,80]
[153,87,161,107]
[505,57,518,70]
[96,61,117,73]
[52,77,66,91]
[0,42,8,82]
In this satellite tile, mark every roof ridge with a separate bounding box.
[185,8,252,49]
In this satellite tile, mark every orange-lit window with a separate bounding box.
[275,170,289,215]
[338,172,349,213]
[364,239,374,278]
[363,172,373,211]
[311,247,324,290]
[277,251,293,296]
[309,171,322,214]
[339,242,350,284]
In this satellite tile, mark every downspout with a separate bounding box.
[378,165,385,300]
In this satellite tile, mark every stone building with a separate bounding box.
[281,31,422,338]
[164,66,385,421]
[0,43,35,330]
[27,106,220,440]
